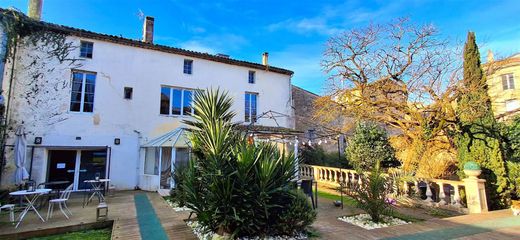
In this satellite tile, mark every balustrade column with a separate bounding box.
[425,182,433,203]
[453,185,461,207]
[438,183,447,205]
[403,182,409,197]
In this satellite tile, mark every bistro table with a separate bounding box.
[84,179,110,205]
[9,188,51,228]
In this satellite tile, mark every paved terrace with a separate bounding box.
[0,190,518,239]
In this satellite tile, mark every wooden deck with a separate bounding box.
[0,190,196,240]
[1,190,519,239]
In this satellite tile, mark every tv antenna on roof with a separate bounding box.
[136,9,145,21]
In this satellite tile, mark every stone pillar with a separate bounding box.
[463,177,488,213]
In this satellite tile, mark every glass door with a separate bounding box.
[47,150,77,188]
[78,150,107,190]
[160,147,172,189]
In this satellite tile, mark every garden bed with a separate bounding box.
[338,214,410,230]
[164,196,191,212]
[187,221,309,240]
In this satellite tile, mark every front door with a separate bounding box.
[47,150,77,186]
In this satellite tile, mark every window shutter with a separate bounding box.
[510,75,515,89]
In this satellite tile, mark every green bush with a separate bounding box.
[348,161,392,223]
[507,161,520,198]
[179,89,316,238]
[346,122,399,171]
[275,190,317,235]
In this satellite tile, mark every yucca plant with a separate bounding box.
[180,89,315,237]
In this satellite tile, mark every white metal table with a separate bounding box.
[9,188,51,228]
[84,179,110,204]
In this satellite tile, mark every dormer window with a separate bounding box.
[248,71,255,84]
[80,41,94,58]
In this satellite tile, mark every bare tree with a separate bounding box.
[317,18,467,178]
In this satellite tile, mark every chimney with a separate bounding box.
[487,50,494,63]
[28,0,43,21]
[142,16,154,44]
[262,52,269,66]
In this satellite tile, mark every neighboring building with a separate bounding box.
[0,5,294,192]
[485,51,520,121]
[292,85,342,152]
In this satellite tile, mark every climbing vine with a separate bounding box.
[0,9,84,179]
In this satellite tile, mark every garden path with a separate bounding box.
[313,199,520,240]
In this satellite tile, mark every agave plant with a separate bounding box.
[180,88,315,237]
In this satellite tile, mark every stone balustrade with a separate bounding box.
[299,164,488,214]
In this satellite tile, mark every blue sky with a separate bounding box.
[1,0,520,94]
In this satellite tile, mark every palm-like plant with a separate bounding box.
[180,89,315,237]
[348,160,393,223]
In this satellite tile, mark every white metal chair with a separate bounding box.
[0,204,15,223]
[46,184,73,220]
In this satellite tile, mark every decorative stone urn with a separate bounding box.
[463,161,482,179]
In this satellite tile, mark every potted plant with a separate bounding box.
[463,161,481,179]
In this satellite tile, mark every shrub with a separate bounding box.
[346,122,398,171]
[179,89,316,238]
[507,161,520,198]
[275,190,317,235]
[348,161,392,223]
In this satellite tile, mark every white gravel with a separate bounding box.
[337,214,410,230]
[187,221,308,240]
[165,198,191,212]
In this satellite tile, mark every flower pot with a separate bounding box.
[464,169,482,179]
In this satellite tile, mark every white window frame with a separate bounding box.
[245,92,258,122]
[502,73,515,90]
[505,99,520,112]
[160,86,194,116]
[70,70,96,113]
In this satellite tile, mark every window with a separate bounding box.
[505,99,520,112]
[245,92,258,122]
[160,86,194,116]
[502,74,515,90]
[124,87,133,99]
[144,148,159,175]
[70,71,96,112]
[183,59,193,74]
[248,71,255,84]
[80,41,94,58]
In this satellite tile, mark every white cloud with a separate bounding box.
[179,40,217,54]
[179,33,249,54]
[267,17,341,36]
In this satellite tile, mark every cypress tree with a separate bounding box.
[456,32,511,209]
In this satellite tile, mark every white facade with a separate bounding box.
[0,27,294,191]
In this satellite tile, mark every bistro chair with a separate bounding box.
[0,204,15,224]
[47,184,73,220]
